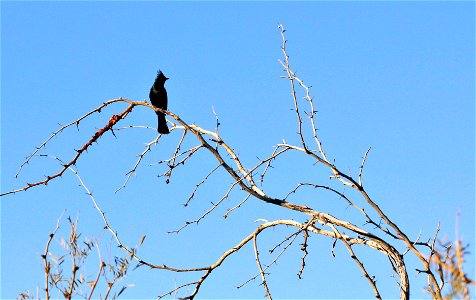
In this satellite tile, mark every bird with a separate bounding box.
[149,70,170,134]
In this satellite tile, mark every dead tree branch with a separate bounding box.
[6,24,473,300]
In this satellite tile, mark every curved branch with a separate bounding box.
[2,103,135,197]
[14,98,136,178]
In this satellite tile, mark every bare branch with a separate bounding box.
[223,194,251,219]
[87,243,105,300]
[239,230,300,289]
[358,147,372,187]
[170,177,243,234]
[164,129,188,183]
[3,103,135,197]
[11,24,470,300]
[253,233,272,299]
[14,98,137,178]
[43,211,65,300]
[116,134,161,193]
[259,144,291,185]
[297,229,309,279]
[212,105,220,150]
[278,24,307,151]
[157,281,197,299]
[185,164,221,206]
[330,224,382,299]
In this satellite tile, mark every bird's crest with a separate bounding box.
[156,70,169,82]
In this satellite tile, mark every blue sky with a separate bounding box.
[1,1,474,299]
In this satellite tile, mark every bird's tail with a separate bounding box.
[157,113,170,134]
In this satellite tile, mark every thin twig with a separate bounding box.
[223,194,251,219]
[259,144,290,185]
[290,67,329,163]
[278,24,307,151]
[116,134,161,193]
[358,147,372,187]
[14,98,137,178]
[2,104,134,197]
[165,130,188,183]
[185,164,221,206]
[253,233,272,299]
[212,106,220,151]
[297,229,309,279]
[170,177,244,234]
[87,242,105,300]
[43,211,65,300]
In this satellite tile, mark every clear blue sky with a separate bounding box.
[1,2,474,299]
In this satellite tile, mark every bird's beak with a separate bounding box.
[165,77,169,81]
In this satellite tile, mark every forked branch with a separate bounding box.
[7,24,472,300]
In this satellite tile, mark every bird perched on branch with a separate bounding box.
[149,70,170,134]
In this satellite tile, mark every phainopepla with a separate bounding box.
[149,70,170,134]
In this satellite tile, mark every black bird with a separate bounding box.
[149,70,170,134]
